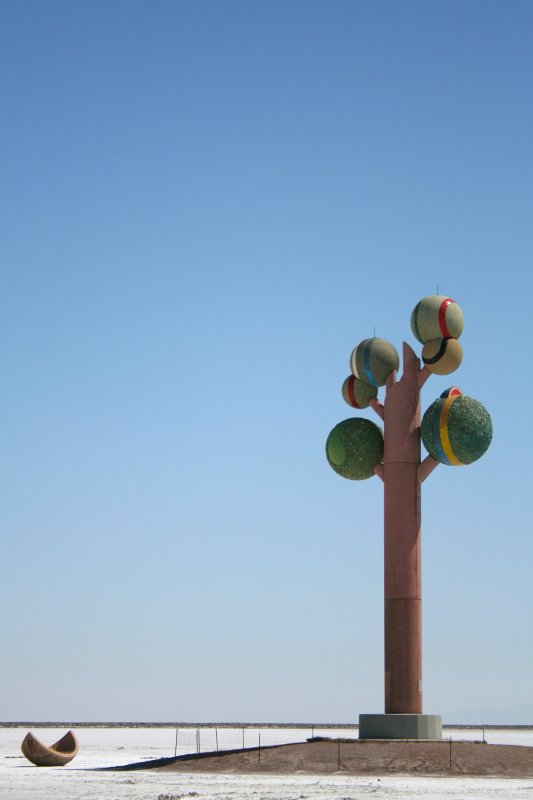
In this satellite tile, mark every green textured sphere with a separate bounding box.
[326,417,384,480]
[421,394,492,466]
[350,338,400,387]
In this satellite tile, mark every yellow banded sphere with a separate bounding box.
[421,395,492,466]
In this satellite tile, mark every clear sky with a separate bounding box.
[2,0,532,724]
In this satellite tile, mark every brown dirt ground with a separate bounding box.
[153,740,533,778]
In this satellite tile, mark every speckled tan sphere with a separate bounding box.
[422,337,463,375]
[341,375,378,409]
[411,295,464,344]
[350,338,399,387]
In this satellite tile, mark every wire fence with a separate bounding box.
[443,727,533,747]
[172,726,359,757]
[171,725,533,756]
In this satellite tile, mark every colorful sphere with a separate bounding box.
[411,295,464,344]
[440,386,462,398]
[326,417,384,480]
[342,375,378,409]
[350,338,399,387]
[421,394,492,466]
[422,337,463,375]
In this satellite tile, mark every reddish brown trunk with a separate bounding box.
[383,343,422,714]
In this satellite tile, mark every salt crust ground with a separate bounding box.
[1,727,533,800]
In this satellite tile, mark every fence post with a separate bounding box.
[258,732,261,763]
[215,728,219,751]
[242,727,245,749]
[174,726,178,757]
[337,739,341,769]
[449,737,452,771]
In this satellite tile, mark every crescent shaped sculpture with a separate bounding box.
[21,730,79,766]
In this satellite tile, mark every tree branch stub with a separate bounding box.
[369,397,385,420]
[417,366,432,389]
[418,455,440,483]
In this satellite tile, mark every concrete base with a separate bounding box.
[359,713,442,740]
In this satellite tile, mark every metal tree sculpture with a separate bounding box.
[326,295,492,739]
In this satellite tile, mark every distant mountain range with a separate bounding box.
[444,703,533,725]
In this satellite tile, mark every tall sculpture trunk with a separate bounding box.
[383,342,422,714]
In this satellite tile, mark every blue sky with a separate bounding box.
[2,0,532,723]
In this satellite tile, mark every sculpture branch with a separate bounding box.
[418,455,440,483]
[386,369,398,390]
[417,366,432,389]
[369,397,385,420]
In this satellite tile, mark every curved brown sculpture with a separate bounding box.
[21,730,79,766]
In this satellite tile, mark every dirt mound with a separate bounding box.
[150,740,533,778]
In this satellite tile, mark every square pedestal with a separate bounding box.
[359,713,442,740]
